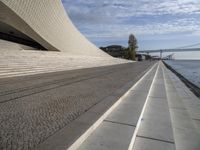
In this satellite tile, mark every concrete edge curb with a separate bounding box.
[68,62,159,150]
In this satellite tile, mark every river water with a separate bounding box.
[164,60,200,88]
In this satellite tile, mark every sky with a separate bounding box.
[62,0,200,59]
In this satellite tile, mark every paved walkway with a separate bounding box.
[75,63,158,150]
[74,62,200,150]
[163,64,200,150]
[1,61,199,150]
[0,61,154,150]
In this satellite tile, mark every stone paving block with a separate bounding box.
[193,119,200,132]
[153,79,165,85]
[165,85,177,92]
[78,121,134,150]
[105,101,144,126]
[170,108,197,130]
[143,98,171,122]
[149,85,167,98]
[173,127,200,150]
[182,97,200,107]
[133,137,175,150]
[105,71,155,126]
[175,88,191,99]
[131,80,152,92]
[123,92,148,105]
[138,118,174,143]
[188,108,200,120]
[167,92,186,110]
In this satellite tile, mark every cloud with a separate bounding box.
[62,0,200,47]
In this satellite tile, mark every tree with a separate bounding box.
[127,34,138,60]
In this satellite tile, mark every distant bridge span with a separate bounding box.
[137,48,200,58]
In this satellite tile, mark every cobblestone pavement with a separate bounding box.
[0,61,155,150]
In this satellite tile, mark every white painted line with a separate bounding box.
[67,63,158,150]
[128,62,160,150]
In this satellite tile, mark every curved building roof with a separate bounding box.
[0,0,110,57]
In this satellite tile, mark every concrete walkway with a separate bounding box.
[75,62,158,150]
[133,63,175,150]
[74,61,200,150]
[163,64,200,150]
[1,60,199,150]
[0,61,154,150]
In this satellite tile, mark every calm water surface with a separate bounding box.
[165,60,200,88]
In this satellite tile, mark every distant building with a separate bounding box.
[100,45,126,58]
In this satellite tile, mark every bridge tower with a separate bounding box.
[160,50,163,59]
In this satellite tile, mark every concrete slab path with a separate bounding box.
[0,61,155,150]
[76,61,200,150]
[76,63,158,150]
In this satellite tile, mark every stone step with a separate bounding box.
[0,39,38,50]
[0,50,132,78]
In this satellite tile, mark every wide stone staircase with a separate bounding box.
[0,47,131,78]
[0,39,38,50]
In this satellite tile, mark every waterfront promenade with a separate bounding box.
[0,59,200,150]
[0,58,154,150]
[1,0,199,149]
[68,62,200,150]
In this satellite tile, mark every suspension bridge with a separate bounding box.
[137,42,200,58]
